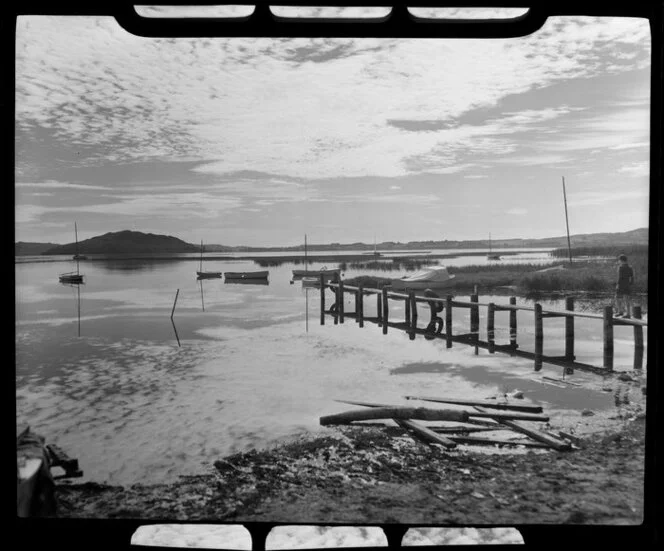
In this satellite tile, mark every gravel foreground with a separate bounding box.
[55,412,646,526]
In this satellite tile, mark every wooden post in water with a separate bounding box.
[487,302,495,354]
[470,294,479,355]
[339,281,345,324]
[445,295,453,348]
[170,289,180,319]
[534,303,543,371]
[320,274,325,325]
[333,283,339,325]
[603,305,614,371]
[404,293,411,326]
[377,292,382,326]
[509,297,517,351]
[565,297,575,362]
[358,284,364,328]
[409,291,417,340]
[633,305,643,370]
[354,289,360,324]
[382,286,389,335]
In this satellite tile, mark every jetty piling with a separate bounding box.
[322,282,647,375]
[633,305,643,370]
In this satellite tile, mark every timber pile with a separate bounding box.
[320,396,574,452]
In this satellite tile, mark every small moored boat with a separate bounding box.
[196,240,222,279]
[224,271,269,280]
[59,222,85,284]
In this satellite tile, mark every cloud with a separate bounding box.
[506,208,528,215]
[16,180,113,191]
[618,162,649,178]
[567,189,649,207]
[15,16,651,181]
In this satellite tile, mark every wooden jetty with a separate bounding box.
[318,274,647,374]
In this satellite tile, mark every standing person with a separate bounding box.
[615,254,635,317]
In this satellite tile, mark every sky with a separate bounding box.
[14,7,651,247]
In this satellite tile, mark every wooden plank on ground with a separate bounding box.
[466,411,550,422]
[404,395,543,413]
[542,376,582,387]
[473,406,571,451]
[446,435,554,448]
[320,406,469,425]
[394,419,458,449]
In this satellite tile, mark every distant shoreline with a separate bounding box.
[15,250,553,263]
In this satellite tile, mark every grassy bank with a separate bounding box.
[343,259,648,297]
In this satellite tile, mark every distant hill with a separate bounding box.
[40,230,199,255]
[18,227,648,256]
[15,242,59,256]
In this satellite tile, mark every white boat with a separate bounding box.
[196,240,222,279]
[59,222,84,284]
[390,266,455,290]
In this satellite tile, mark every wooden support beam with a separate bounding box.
[358,284,364,328]
[339,280,345,323]
[471,293,479,355]
[377,292,382,326]
[394,419,458,449]
[487,302,495,353]
[473,407,571,451]
[633,305,643,370]
[603,305,613,371]
[320,406,469,425]
[319,274,326,325]
[509,297,518,350]
[404,395,543,413]
[445,294,453,348]
[382,286,389,335]
[534,303,543,371]
[409,291,417,341]
[565,297,575,362]
[404,293,411,326]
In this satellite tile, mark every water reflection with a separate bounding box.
[60,281,82,337]
[95,259,182,272]
[224,279,269,285]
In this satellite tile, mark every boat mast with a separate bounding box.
[75,222,80,275]
[562,177,573,264]
[304,234,308,266]
[200,240,203,272]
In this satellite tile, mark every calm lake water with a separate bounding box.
[15,250,647,485]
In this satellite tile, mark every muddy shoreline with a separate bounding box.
[54,370,647,525]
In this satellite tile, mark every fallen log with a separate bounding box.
[320,406,469,425]
[404,395,543,414]
[473,406,571,451]
[394,419,458,449]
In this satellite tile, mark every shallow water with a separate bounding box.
[15,251,647,485]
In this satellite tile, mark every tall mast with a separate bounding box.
[562,177,573,264]
[200,240,203,272]
[75,222,80,275]
[304,234,308,266]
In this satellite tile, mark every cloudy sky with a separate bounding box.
[15,7,651,247]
